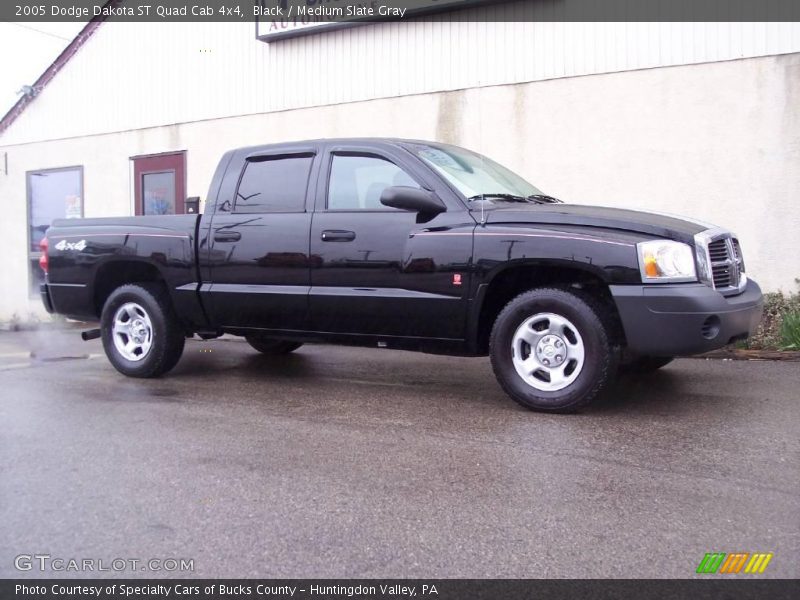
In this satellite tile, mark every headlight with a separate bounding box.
[637,240,697,283]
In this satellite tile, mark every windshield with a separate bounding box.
[409,143,550,205]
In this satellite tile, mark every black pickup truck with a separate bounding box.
[39,138,763,412]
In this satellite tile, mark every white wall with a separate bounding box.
[3,17,800,146]
[1,53,798,320]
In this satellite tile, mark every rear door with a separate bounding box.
[204,146,319,331]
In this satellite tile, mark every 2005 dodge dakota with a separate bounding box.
[39,139,764,412]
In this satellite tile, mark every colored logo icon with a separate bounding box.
[696,552,773,574]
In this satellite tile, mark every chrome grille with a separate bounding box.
[708,239,729,262]
[706,235,744,294]
[732,238,745,272]
[712,263,734,288]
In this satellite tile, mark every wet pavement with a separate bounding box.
[1,329,798,578]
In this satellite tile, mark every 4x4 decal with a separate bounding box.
[54,239,87,252]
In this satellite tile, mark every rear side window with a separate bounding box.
[328,155,419,210]
[234,155,313,213]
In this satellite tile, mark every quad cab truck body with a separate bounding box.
[39,139,764,412]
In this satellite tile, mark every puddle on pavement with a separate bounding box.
[29,351,91,362]
[106,386,184,403]
[148,388,180,398]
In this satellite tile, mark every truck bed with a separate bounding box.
[43,214,203,323]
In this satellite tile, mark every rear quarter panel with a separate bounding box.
[46,215,199,321]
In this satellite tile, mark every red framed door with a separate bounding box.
[132,152,186,215]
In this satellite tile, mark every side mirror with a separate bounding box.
[380,186,446,215]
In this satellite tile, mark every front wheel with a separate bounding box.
[490,287,618,413]
[101,283,185,378]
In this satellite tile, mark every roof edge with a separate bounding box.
[0,2,118,137]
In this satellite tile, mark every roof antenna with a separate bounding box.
[478,87,487,227]
[479,151,487,226]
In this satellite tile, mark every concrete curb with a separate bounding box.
[695,348,800,361]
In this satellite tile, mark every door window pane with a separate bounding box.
[234,155,313,213]
[28,167,83,295]
[28,168,82,253]
[328,155,419,210]
[143,171,176,215]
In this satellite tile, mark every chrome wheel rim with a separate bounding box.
[112,302,153,362]
[511,312,585,392]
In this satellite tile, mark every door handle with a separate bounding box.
[214,230,241,242]
[321,230,356,242]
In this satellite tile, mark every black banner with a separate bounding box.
[2,579,800,600]
[4,0,800,23]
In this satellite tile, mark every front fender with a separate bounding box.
[472,224,644,286]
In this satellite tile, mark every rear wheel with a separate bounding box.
[490,287,618,413]
[245,336,303,355]
[101,283,185,378]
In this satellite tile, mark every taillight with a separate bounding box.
[39,237,48,274]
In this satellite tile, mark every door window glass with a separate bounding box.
[234,155,313,213]
[142,171,176,215]
[328,155,419,210]
[27,167,83,294]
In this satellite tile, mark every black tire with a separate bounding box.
[245,336,303,355]
[100,283,185,378]
[489,287,618,413]
[620,355,674,374]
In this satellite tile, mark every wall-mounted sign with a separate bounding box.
[256,16,349,42]
[256,0,491,42]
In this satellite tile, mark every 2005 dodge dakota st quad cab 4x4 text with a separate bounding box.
[39,139,764,412]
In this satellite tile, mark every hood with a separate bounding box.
[483,204,710,243]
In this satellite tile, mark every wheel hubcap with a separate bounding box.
[112,302,153,362]
[536,334,567,367]
[511,312,585,392]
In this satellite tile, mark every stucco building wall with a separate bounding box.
[1,53,798,320]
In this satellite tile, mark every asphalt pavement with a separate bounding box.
[1,329,797,578]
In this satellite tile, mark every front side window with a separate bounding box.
[28,167,83,294]
[328,155,419,210]
[234,155,313,213]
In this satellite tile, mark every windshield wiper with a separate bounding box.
[467,193,564,204]
[467,194,530,203]
[526,194,563,204]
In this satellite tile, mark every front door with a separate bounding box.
[133,152,186,215]
[204,148,318,331]
[308,146,472,339]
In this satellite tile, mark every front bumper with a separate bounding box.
[610,279,763,357]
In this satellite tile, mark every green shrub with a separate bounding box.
[743,279,800,350]
[780,311,800,350]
